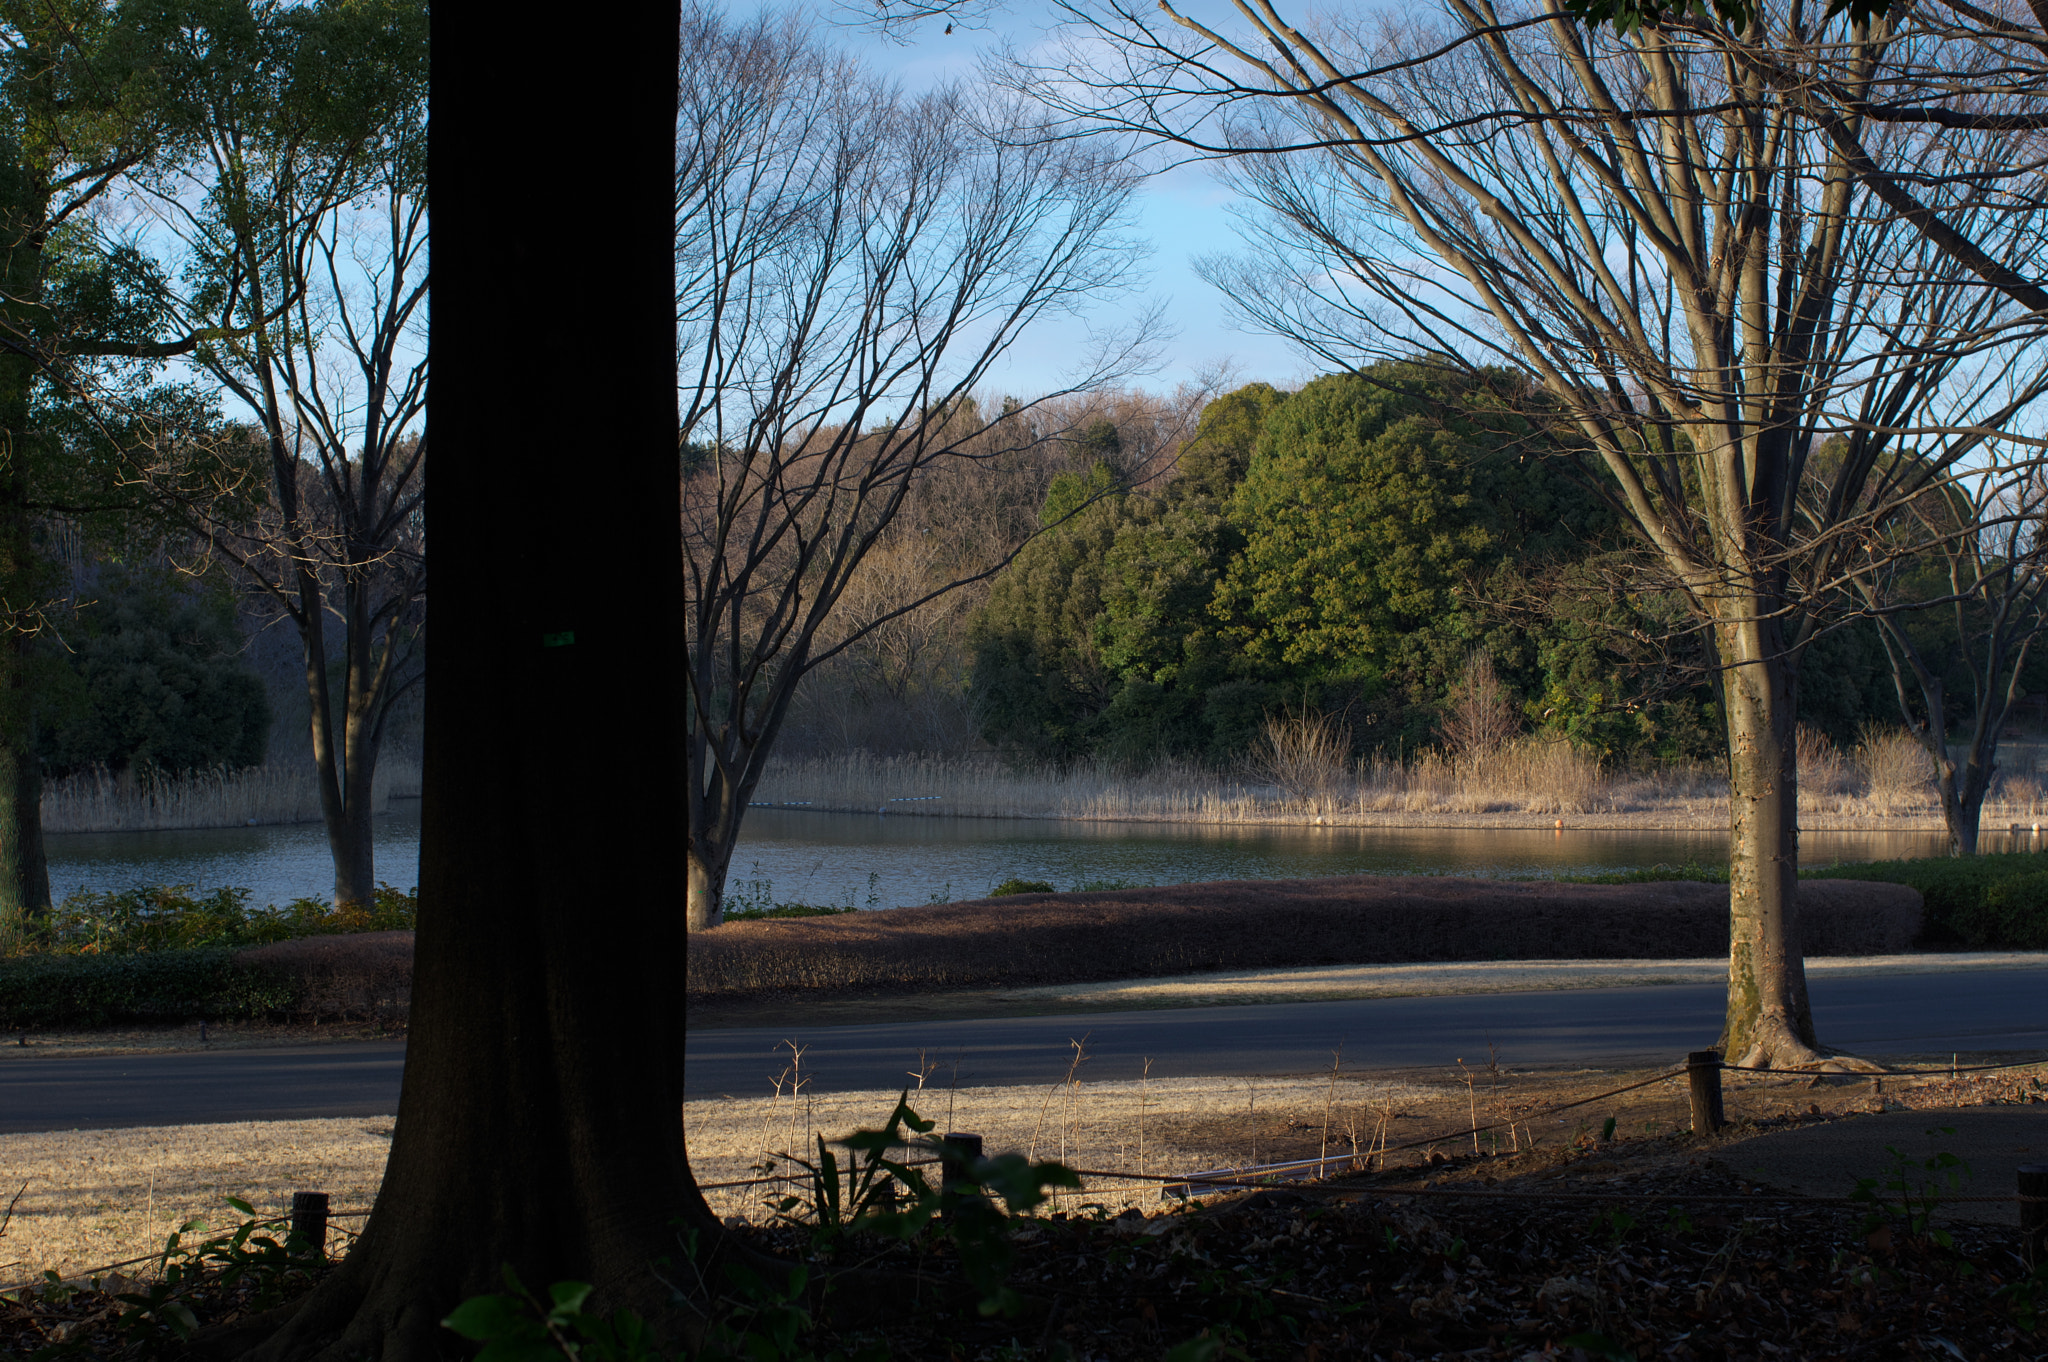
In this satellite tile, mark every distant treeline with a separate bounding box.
[960,363,1988,767]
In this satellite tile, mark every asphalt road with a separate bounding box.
[3,967,2042,1134]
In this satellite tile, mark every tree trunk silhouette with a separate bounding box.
[235,4,712,1356]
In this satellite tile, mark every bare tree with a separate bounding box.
[1853,457,2048,854]
[1441,651,1518,766]
[681,6,1156,929]
[777,384,1211,757]
[1704,0,2048,309]
[1022,0,2048,1065]
[153,8,429,907]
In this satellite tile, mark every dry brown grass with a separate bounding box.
[40,758,423,835]
[689,877,1922,1001]
[11,1058,2037,1283]
[754,745,2040,827]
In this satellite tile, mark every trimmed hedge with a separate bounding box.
[687,875,1923,1001]
[1579,852,2048,949]
[0,949,298,1029]
[1807,853,2048,948]
[0,930,417,1030]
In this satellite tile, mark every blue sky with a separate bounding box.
[836,2,1316,400]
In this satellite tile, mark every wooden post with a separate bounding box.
[1687,1050,1725,1135]
[2021,1163,2048,1268]
[290,1191,329,1258]
[941,1132,985,1218]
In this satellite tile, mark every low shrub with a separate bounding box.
[686,874,1923,1001]
[989,879,1056,897]
[234,930,414,1021]
[0,930,419,1029]
[15,882,418,957]
[1577,852,2048,950]
[0,949,298,1029]
[1805,853,2048,948]
[1957,869,2048,949]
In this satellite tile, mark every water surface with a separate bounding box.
[729,809,1965,910]
[47,798,422,906]
[40,801,1999,910]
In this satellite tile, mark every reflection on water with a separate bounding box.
[41,800,2009,911]
[733,809,1968,910]
[47,799,422,906]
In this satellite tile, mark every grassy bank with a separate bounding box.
[40,755,423,834]
[752,736,2041,829]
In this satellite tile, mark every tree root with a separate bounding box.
[1727,1014,1885,1073]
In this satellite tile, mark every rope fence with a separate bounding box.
[7,1051,2042,1296]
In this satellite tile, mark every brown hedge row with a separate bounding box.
[2,879,1924,1026]
[233,929,415,1021]
[686,875,1923,1000]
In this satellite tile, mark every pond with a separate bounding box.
[724,809,1968,911]
[41,801,1997,909]
[47,799,423,907]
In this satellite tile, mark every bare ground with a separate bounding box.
[6,1053,2041,1290]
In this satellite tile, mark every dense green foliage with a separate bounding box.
[1807,854,2048,949]
[1572,853,2048,948]
[36,566,271,777]
[14,881,417,956]
[971,366,1913,766]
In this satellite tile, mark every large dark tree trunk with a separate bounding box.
[240,4,709,1356]
[0,624,50,923]
[0,173,50,929]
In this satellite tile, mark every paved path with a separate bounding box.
[0,1042,408,1134]
[3,968,2042,1133]
[685,967,2048,1098]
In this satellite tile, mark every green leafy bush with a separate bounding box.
[18,882,418,956]
[1804,853,2048,948]
[1964,869,2048,949]
[989,878,1056,897]
[1574,852,2048,949]
[0,948,300,1028]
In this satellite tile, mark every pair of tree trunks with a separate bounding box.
[228,2,713,1357]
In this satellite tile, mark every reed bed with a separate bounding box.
[40,757,423,835]
[754,731,2048,829]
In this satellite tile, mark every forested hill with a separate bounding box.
[966,363,1904,767]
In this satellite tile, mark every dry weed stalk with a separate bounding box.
[1137,1057,1151,1178]
[1028,1034,1091,1165]
[1456,1059,1480,1156]
[771,1040,811,1160]
[1321,1048,1343,1164]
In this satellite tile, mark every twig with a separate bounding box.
[0,1181,24,1240]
